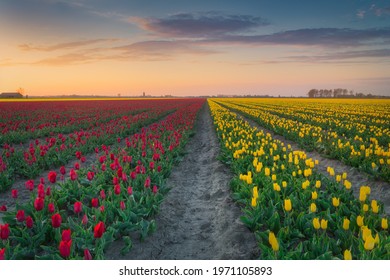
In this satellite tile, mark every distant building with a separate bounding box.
[0,92,23,98]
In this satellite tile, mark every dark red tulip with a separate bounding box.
[84,249,92,260]
[70,169,77,181]
[81,156,86,163]
[46,186,51,196]
[34,197,44,211]
[25,180,34,191]
[16,210,25,222]
[74,201,82,214]
[93,221,105,238]
[87,171,94,181]
[152,185,158,194]
[100,190,106,199]
[0,248,5,260]
[59,240,72,258]
[127,186,133,195]
[114,184,121,195]
[74,162,80,170]
[157,166,162,172]
[61,229,71,242]
[60,166,66,175]
[82,214,88,226]
[11,189,18,199]
[99,205,105,212]
[0,205,6,212]
[0,224,10,240]
[75,151,82,159]
[112,177,119,185]
[26,216,33,228]
[51,213,62,228]
[91,198,99,208]
[144,177,151,188]
[48,171,57,184]
[48,203,55,213]
[120,201,125,210]
[101,164,106,171]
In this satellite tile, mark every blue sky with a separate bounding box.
[1,0,390,96]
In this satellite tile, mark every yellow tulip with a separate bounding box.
[332,197,340,207]
[311,191,318,200]
[272,174,277,181]
[363,204,369,212]
[268,231,279,251]
[361,226,371,241]
[374,233,380,245]
[282,181,287,188]
[359,191,367,202]
[320,219,328,230]
[313,218,320,230]
[344,180,352,190]
[264,168,270,176]
[343,218,350,230]
[315,180,321,188]
[336,175,341,182]
[284,199,292,212]
[342,172,347,179]
[273,183,281,192]
[310,203,317,213]
[371,200,379,214]
[292,171,296,177]
[381,218,388,230]
[364,234,375,251]
[246,176,253,185]
[251,197,257,207]
[357,215,364,227]
[344,249,352,260]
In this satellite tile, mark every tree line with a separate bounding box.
[307,88,380,98]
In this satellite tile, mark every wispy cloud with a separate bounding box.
[208,27,390,47]
[19,39,118,52]
[283,49,390,62]
[130,11,269,38]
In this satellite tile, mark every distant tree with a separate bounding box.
[308,89,318,98]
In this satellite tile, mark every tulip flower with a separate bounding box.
[315,180,321,188]
[152,185,158,194]
[100,190,106,199]
[70,169,77,181]
[82,214,88,226]
[62,229,72,242]
[343,218,350,230]
[364,234,375,251]
[11,189,18,199]
[93,221,105,238]
[311,191,318,200]
[361,226,371,241]
[84,249,93,260]
[59,240,72,258]
[284,199,292,212]
[381,218,388,230]
[91,198,99,208]
[51,213,62,228]
[362,204,369,212]
[268,231,279,251]
[344,180,352,190]
[34,197,44,211]
[313,218,320,230]
[127,186,133,195]
[310,203,317,213]
[0,248,5,260]
[87,171,94,181]
[25,180,34,191]
[344,249,352,260]
[16,210,25,222]
[0,224,10,240]
[251,197,257,207]
[357,215,364,227]
[48,171,57,184]
[26,216,33,228]
[371,200,379,214]
[74,201,82,214]
[320,219,328,230]
[60,166,66,175]
[114,184,121,195]
[332,197,340,207]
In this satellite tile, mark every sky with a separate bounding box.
[1,0,390,97]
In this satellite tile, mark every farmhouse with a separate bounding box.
[0,92,23,98]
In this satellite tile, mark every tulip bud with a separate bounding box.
[284,199,292,212]
[313,218,320,230]
[344,249,352,260]
[320,219,328,230]
[268,231,279,251]
[343,218,350,230]
[310,203,317,213]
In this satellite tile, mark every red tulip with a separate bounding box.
[60,166,66,175]
[74,162,80,170]
[152,185,158,194]
[37,184,45,198]
[144,177,151,188]
[61,229,72,242]
[117,167,123,178]
[130,171,136,180]
[16,210,25,222]
[127,186,133,195]
[0,205,6,212]
[84,249,92,260]
[153,153,160,161]
[0,224,10,240]
[48,171,57,184]
[101,164,106,171]
[48,203,55,213]
[70,169,77,181]
[121,173,127,182]
[113,177,119,185]
[34,197,44,211]
[51,213,62,228]
[87,171,94,181]
[149,161,155,170]
[100,190,106,199]
[26,216,33,228]
[40,177,45,184]
[120,201,126,210]
[114,184,121,195]
[25,180,34,191]
[93,221,105,238]
[99,205,105,212]
[74,201,82,214]
[0,248,5,260]
[82,214,88,226]
[11,189,18,199]
[91,198,99,208]
[157,166,162,172]
[76,151,82,159]
[81,156,86,163]
[46,186,51,196]
[59,240,72,258]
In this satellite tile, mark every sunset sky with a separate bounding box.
[1,0,390,97]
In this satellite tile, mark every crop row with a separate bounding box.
[0,99,205,260]
[216,98,390,182]
[208,100,389,259]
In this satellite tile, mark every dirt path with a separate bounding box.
[105,104,259,260]
[234,112,390,214]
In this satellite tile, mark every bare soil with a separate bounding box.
[105,104,259,259]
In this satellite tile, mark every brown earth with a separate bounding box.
[105,104,259,259]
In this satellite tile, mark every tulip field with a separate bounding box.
[0,97,389,260]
